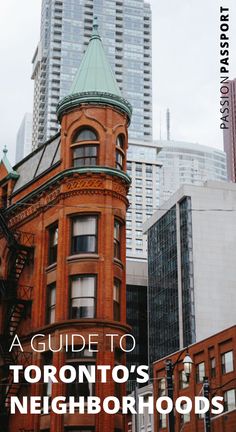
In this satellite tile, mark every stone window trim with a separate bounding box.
[115,134,125,171]
[71,214,98,255]
[69,274,97,319]
[71,127,100,167]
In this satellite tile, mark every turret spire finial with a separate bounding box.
[92,16,99,37]
[3,145,8,156]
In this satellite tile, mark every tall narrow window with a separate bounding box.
[47,283,56,324]
[70,275,96,319]
[43,351,53,399]
[48,224,58,265]
[222,351,234,374]
[114,220,121,259]
[66,347,96,403]
[196,362,205,383]
[180,403,190,423]
[159,414,167,429]
[179,370,189,389]
[116,134,125,170]
[210,357,216,378]
[224,389,236,411]
[71,215,97,254]
[72,128,99,167]
[113,279,121,321]
[158,377,166,396]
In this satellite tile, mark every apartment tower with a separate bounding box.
[32,0,152,148]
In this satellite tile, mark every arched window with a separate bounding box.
[115,134,125,171]
[73,128,98,143]
[71,128,99,167]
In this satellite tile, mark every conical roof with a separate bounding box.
[0,146,19,180]
[57,18,132,123]
[70,19,122,97]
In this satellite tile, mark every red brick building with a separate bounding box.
[0,21,132,432]
[153,325,236,432]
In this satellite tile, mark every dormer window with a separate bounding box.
[71,128,99,167]
[115,134,125,171]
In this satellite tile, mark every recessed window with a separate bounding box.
[71,216,97,254]
[43,351,53,398]
[180,403,190,423]
[224,389,236,411]
[210,357,216,378]
[46,283,56,324]
[116,150,124,170]
[159,413,167,429]
[66,348,96,405]
[135,163,142,176]
[158,377,166,396]
[114,279,121,321]
[179,370,189,389]
[70,275,96,319]
[72,128,99,167]
[116,134,125,170]
[222,351,234,374]
[116,134,124,150]
[127,161,132,171]
[73,145,98,167]
[196,362,205,383]
[136,212,142,221]
[114,219,122,259]
[48,224,58,265]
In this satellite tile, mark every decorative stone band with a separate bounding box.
[56,91,132,124]
[6,167,131,227]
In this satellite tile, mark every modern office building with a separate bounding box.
[144,181,236,365]
[126,140,162,260]
[0,22,131,432]
[153,325,236,432]
[15,113,33,163]
[156,140,227,204]
[126,140,227,260]
[126,260,148,392]
[32,0,152,148]
[223,79,236,181]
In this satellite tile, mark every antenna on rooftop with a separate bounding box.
[166,108,170,141]
[159,110,162,140]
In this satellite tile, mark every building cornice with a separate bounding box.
[6,167,131,227]
[57,91,132,124]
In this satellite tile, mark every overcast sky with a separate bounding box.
[0,0,235,164]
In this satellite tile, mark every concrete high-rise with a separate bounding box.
[156,140,227,204]
[126,139,162,261]
[223,79,236,181]
[144,181,236,365]
[32,0,152,149]
[15,113,33,163]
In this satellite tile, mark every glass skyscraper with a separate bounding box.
[32,0,152,148]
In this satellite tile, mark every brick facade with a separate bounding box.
[153,326,236,432]
[0,101,131,431]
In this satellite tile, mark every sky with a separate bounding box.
[0,0,235,165]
